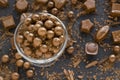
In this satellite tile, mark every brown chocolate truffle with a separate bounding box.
[85,42,98,55]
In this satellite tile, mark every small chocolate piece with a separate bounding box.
[47,1,54,8]
[54,26,64,36]
[81,19,93,33]
[16,35,24,44]
[112,30,120,43]
[52,37,61,47]
[84,0,96,13]
[26,70,34,78]
[15,0,28,13]
[85,42,98,55]
[113,46,120,54]
[11,72,20,80]
[1,15,15,29]
[111,3,120,17]
[44,20,54,29]
[10,37,16,50]
[67,46,74,54]
[51,8,58,15]
[35,49,42,57]
[68,11,74,18]
[40,45,48,53]
[0,0,8,7]
[16,59,24,67]
[24,47,32,56]
[47,30,54,39]
[53,0,66,9]
[33,37,42,47]
[23,62,31,69]
[15,52,22,60]
[1,54,9,63]
[44,52,52,58]
[38,27,47,37]
[109,54,116,63]
[96,25,109,41]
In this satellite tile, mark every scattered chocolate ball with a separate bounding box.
[38,27,47,37]
[33,37,42,47]
[40,44,48,53]
[23,62,31,69]
[26,70,34,78]
[47,1,54,8]
[52,37,61,46]
[11,72,20,80]
[32,14,39,21]
[54,26,64,36]
[109,54,116,63]
[68,11,74,18]
[47,30,54,39]
[1,54,9,63]
[44,20,54,29]
[67,46,74,54]
[15,52,22,60]
[16,59,24,67]
[113,46,120,54]
[51,8,58,15]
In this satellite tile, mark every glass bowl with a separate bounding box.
[14,13,68,67]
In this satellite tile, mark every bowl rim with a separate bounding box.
[14,12,68,65]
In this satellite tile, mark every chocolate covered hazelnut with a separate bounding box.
[40,45,48,53]
[32,14,39,21]
[51,8,58,15]
[67,46,74,54]
[23,40,30,47]
[109,54,116,63]
[40,13,48,21]
[35,49,42,57]
[24,18,31,25]
[26,33,34,42]
[44,20,54,29]
[1,54,9,63]
[16,35,24,44]
[36,21,43,26]
[54,21,61,26]
[33,24,41,31]
[47,1,54,8]
[68,11,74,18]
[54,26,64,36]
[47,30,54,39]
[15,52,22,60]
[33,37,42,47]
[24,47,32,56]
[38,27,47,37]
[113,46,120,54]
[24,31,30,38]
[11,72,19,80]
[48,15,56,22]
[28,25,34,31]
[44,52,52,58]
[26,70,34,78]
[59,35,65,43]
[52,37,61,46]
[16,59,24,67]
[23,62,31,69]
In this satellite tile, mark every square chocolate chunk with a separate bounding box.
[84,0,96,13]
[112,30,120,43]
[0,0,8,7]
[1,15,15,29]
[111,3,120,17]
[81,19,93,33]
